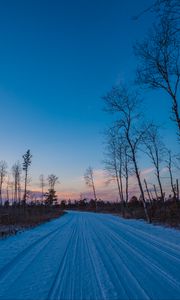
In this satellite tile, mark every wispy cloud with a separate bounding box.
[141,167,154,175]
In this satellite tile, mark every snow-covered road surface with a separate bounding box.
[0,211,180,300]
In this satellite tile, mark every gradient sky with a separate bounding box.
[0,0,179,200]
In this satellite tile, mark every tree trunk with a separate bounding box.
[125,154,129,204]
[127,135,151,223]
[24,169,28,204]
[153,185,158,200]
[0,180,2,205]
[92,180,97,212]
[169,167,176,200]
[133,151,151,223]
[156,171,164,203]
[172,94,180,139]
[176,179,179,201]
[125,175,129,204]
[115,169,122,204]
[18,180,21,204]
[144,179,152,204]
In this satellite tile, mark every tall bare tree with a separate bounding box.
[12,161,22,203]
[6,175,10,203]
[134,1,180,138]
[123,144,131,204]
[104,128,131,205]
[103,85,151,222]
[18,174,21,203]
[143,125,165,202]
[166,150,176,199]
[0,160,8,205]
[22,150,32,203]
[104,128,124,204]
[84,166,97,210]
[39,174,46,202]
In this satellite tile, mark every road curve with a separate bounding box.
[0,211,180,300]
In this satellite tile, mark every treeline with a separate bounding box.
[84,0,180,223]
[0,150,63,236]
[62,197,180,228]
[0,149,59,207]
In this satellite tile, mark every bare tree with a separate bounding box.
[84,166,97,211]
[6,175,10,202]
[47,174,59,190]
[166,150,176,199]
[144,179,153,204]
[22,150,32,203]
[123,144,131,204]
[45,174,59,206]
[9,180,14,203]
[104,128,124,204]
[103,85,151,222]
[104,128,131,206]
[151,0,180,32]
[143,125,165,202]
[0,160,8,205]
[18,174,21,203]
[134,3,180,138]
[39,174,46,202]
[12,161,22,203]
[133,0,180,29]
[116,136,125,205]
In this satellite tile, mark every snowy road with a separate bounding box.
[0,211,180,300]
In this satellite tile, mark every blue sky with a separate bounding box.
[0,0,179,199]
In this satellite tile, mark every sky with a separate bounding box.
[0,0,179,200]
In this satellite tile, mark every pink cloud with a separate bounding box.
[13,166,175,202]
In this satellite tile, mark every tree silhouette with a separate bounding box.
[143,125,165,202]
[39,174,46,202]
[47,174,59,190]
[45,189,58,206]
[22,150,32,204]
[135,1,180,139]
[12,161,22,203]
[45,174,59,206]
[104,127,130,207]
[103,85,151,222]
[84,166,97,211]
[0,161,7,205]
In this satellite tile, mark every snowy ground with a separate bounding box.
[0,211,180,300]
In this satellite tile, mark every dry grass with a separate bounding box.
[0,205,65,238]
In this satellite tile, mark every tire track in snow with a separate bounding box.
[0,215,72,284]
[46,221,78,300]
[89,216,151,300]
[80,217,110,300]
[98,216,180,277]
[103,215,180,254]
[94,217,180,299]
[48,214,119,300]
[1,211,180,300]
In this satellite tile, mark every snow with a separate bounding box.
[0,211,180,300]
